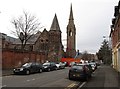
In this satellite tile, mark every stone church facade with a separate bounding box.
[34,4,77,60]
[12,4,76,62]
[33,14,63,62]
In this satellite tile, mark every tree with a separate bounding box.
[96,39,112,64]
[11,11,42,51]
[81,51,89,60]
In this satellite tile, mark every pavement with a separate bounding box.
[80,65,120,89]
[1,69,13,76]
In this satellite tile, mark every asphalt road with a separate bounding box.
[2,67,81,88]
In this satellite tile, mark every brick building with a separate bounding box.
[0,33,16,49]
[110,1,120,74]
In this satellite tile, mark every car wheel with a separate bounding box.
[85,76,89,81]
[55,67,58,70]
[39,69,42,73]
[48,68,50,72]
[69,74,72,80]
[26,70,30,75]
[13,72,16,75]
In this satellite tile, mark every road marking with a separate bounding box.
[78,82,86,89]
[27,80,30,82]
[32,78,35,81]
[26,78,35,82]
[65,83,77,89]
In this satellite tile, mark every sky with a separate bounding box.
[0,0,119,54]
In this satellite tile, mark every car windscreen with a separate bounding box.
[22,63,32,68]
[43,63,50,66]
[72,65,83,70]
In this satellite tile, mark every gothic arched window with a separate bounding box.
[69,30,72,36]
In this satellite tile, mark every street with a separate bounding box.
[2,65,119,89]
[2,67,81,88]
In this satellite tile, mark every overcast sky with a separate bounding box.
[0,0,119,54]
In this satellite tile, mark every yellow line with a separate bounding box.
[65,83,77,89]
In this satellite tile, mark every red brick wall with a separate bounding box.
[2,50,46,69]
[112,18,120,48]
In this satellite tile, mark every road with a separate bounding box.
[2,67,82,88]
[2,65,118,89]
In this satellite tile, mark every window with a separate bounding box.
[46,39,48,42]
[69,31,72,36]
[41,39,43,42]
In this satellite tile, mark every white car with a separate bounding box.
[55,63,61,69]
[55,62,65,69]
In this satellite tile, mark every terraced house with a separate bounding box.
[110,1,120,76]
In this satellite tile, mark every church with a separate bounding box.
[13,4,76,62]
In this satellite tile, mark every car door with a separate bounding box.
[52,62,57,70]
[36,63,41,72]
[31,63,37,73]
[49,63,53,70]
[85,65,91,77]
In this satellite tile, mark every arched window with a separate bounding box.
[69,30,72,36]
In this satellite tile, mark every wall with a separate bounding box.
[2,49,46,69]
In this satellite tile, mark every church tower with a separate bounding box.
[48,14,62,62]
[66,4,76,58]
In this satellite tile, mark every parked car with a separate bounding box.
[55,63,61,70]
[55,62,65,69]
[86,64,93,74]
[59,62,65,69]
[88,62,97,71]
[68,63,92,81]
[43,62,57,72]
[69,62,76,67]
[13,62,43,75]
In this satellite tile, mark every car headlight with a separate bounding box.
[20,68,24,71]
[13,69,16,71]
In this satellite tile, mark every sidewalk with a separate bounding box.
[104,65,119,87]
[1,69,13,76]
[80,65,120,88]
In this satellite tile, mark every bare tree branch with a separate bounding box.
[11,11,42,51]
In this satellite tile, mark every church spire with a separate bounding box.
[50,13,60,31]
[68,4,74,25]
[69,4,74,20]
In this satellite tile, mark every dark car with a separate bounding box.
[13,62,43,75]
[86,64,93,74]
[88,62,97,71]
[68,63,92,81]
[43,62,57,72]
